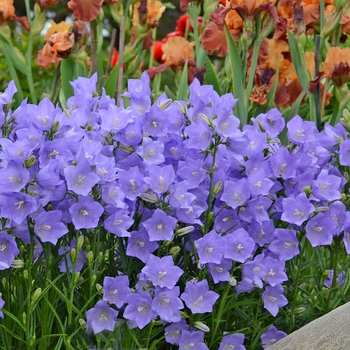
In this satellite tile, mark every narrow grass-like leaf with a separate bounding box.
[60,56,75,102]
[204,56,221,95]
[104,63,119,97]
[177,60,189,101]
[225,23,247,125]
[287,30,312,96]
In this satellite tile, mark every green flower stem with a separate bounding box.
[204,136,220,235]
[209,282,230,348]
[314,35,322,130]
[288,233,307,333]
[24,0,37,104]
[26,223,35,350]
[148,28,157,70]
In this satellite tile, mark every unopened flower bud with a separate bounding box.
[175,101,186,114]
[213,181,222,195]
[2,278,6,288]
[96,283,103,292]
[302,186,311,197]
[79,318,86,327]
[32,288,42,304]
[70,248,77,264]
[119,144,134,154]
[76,235,84,251]
[176,226,194,236]
[51,121,60,134]
[170,246,181,257]
[87,251,94,264]
[140,193,158,203]
[198,113,211,126]
[91,275,97,285]
[194,321,210,332]
[342,193,347,202]
[157,98,172,111]
[343,172,349,181]
[11,259,24,268]
[321,9,342,38]
[315,206,329,213]
[73,272,80,285]
[343,109,350,122]
[229,276,237,287]
[71,160,77,166]
[23,270,29,280]
[334,0,347,9]
[179,311,189,318]
[25,155,36,168]
[23,312,26,326]
[98,252,104,263]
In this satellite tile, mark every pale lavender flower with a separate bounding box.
[103,276,130,307]
[0,160,30,193]
[142,209,177,241]
[262,256,288,286]
[178,330,209,350]
[261,326,287,349]
[152,286,184,322]
[104,209,134,237]
[262,284,288,316]
[305,213,337,247]
[136,137,165,165]
[141,254,183,289]
[312,169,342,201]
[69,196,104,229]
[287,115,317,145]
[118,167,146,201]
[195,230,225,264]
[181,279,219,314]
[339,139,350,166]
[64,160,100,196]
[126,229,159,263]
[268,229,299,261]
[0,192,38,225]
[34,210,68,245]
[224,228,255,263]
[281,192,315,226]
[0,231,19,270]
[124,292,157,329]
[145,164,175,194]
[221,179,250,209]
[86,300,118,334]
[219,333,246,350]
[256,108,285,138]
[208,258,232,284]
[165,319,190,345]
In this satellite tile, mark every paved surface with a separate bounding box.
[269,302,350,350]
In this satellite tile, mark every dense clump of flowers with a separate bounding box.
[1,73,350,348]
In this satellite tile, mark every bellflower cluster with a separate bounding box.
[1,73,350,349]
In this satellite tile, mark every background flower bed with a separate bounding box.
[1,74,350,349]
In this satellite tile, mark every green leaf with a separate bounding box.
[177,60,189,101]
[204,56,221,95]
[32,4,46,37]
[0,34,29,76]
[60,56,75,103]
[104,63,119,97]
[225,23,247,125]
[287,30,312,96]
